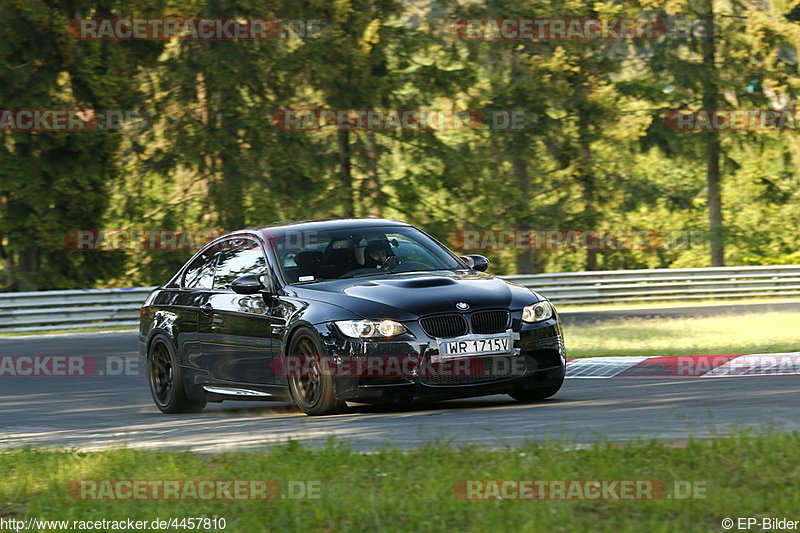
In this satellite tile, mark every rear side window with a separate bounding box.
[213,239,268,290]
[183,250,217,289]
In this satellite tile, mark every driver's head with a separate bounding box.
[365,240,392,264]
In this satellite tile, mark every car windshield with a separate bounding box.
[271,225,464,284]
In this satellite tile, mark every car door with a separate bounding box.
[198,236,277,385]
[178,247,219,370]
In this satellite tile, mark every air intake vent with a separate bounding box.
[419,314,468,339]
[421,356,525,386]
[471,310,510,334]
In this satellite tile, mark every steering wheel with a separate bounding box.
[379,256,401,271]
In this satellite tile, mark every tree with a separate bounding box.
[0,0,165,289]
[638,0,800,265]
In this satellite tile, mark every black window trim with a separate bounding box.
[180,248,219,290]
[209,234,275,293]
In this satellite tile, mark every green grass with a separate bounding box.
[1,432,798,532]
[557,296,800,311]
[564,311,800,358]
[0,325,135,338]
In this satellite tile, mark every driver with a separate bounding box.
[364,240,394,269]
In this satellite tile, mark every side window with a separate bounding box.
[213,239,268,290]
[183,250,217,289]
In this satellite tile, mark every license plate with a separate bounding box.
[440,335,510,357]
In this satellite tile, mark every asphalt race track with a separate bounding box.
[1,331,798,452]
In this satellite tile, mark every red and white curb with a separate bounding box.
[565,353,800,378]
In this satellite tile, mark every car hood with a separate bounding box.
[292,270,540,321]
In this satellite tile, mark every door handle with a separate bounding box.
[200,303,213,315]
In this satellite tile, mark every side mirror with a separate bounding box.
[231,274,268,295]
[460,254,490,272]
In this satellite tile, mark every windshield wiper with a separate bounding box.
[292,276,337,285]
[350,271,385,278]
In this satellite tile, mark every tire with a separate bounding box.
[287,329,346,416]
[147,335,206,414]
[509,377,564,403]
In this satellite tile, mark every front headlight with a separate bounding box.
[335,319,408,338]
[522,301,554,323]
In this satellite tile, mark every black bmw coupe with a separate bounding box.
[139,218,566,415]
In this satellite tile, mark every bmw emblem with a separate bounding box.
[456,302,470,311]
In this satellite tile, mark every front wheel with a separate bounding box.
[147,335,206,414]
[287,330,346,416]
[509,378,564,403]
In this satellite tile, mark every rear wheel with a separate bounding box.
[287,330,346,416]
[147,336,206,413]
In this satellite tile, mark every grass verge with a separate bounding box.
[1,432,798,532]
[564,311,800,358]
[0,326,136,338]
[556,296,800,311]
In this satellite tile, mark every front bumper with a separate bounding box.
[315,312,566,403]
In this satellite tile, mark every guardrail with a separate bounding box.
[1,264,799,332]
[505,264,800,304]
[0,287,155,332]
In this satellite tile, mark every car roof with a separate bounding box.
[233,217,413,238]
